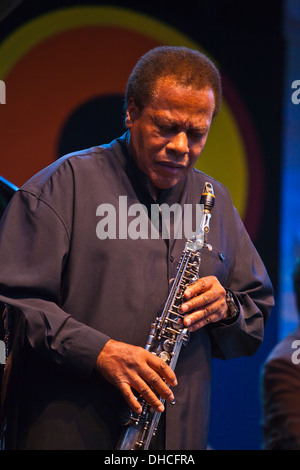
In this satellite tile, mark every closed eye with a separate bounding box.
[188,129,207,140]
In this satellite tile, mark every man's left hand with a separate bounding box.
[181,275,228,331]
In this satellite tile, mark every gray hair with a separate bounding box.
[125,46,222,118]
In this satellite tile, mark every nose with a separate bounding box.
[167,132,189,156]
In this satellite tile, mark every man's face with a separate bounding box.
[126,78,215,196]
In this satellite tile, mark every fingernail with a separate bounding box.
[157,404,164,413]
[185,289,191,298]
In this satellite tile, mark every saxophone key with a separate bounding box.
[168,316,183,330]
[163,338,174,352]
[159,350,171,362]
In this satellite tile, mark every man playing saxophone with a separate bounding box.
[0,46,274,450]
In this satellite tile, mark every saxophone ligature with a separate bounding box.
[116,182,215,450]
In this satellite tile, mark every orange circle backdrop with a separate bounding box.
[0,6,264,238]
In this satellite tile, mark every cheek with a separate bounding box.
[134,125,161,155]
[188,151,201,168]
[189,140,208,164]
[133,139,157,173]
[143,138,166,163]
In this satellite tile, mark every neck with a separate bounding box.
[149,183,161,201]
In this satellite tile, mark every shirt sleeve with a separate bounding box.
[0,189,110,378]
[209,206,274,360]
[261,353,300,450]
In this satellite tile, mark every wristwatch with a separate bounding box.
[225,290,239,321]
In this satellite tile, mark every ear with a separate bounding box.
[125,98,140,129]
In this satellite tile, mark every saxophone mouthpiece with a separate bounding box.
[200,182,215,213]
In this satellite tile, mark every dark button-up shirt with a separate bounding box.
[0,133,274,449]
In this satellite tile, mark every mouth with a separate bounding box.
[156,161,186,174]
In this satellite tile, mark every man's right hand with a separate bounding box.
[94,339,177,414]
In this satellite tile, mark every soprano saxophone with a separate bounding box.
[116,182,215,450]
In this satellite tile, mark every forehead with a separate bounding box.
[147,78,215,123]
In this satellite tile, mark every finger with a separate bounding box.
[183,302,226,331]
[136,377,165,412]
[184,306,210,327]
[120,377,165,413]
[186,314,214,331]
[181,277,226,314]
[142,366,175,404]
[116,381,144,414]
[147,354,177,388]
[184,277,209,299]
[181,290,211,313]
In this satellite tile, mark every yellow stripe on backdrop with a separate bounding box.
[0,6,248,219]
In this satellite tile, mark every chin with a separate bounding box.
[163,174,182,186]
[153,179,179,191]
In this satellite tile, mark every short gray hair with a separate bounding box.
[125,46,222,118]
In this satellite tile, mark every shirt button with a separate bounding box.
[170,255,174,262]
